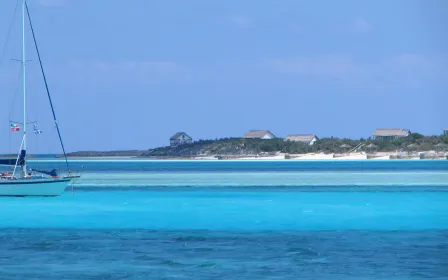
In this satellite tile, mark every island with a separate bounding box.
[61,133,448,160]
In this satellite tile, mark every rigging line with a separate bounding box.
[0,0,20,68]
[25,2,70,173]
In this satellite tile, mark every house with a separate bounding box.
[284,134,319,145]
[372,128,410,140]
[242,130,276,139]
[170,132,192,147]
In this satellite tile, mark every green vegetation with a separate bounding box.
[65,133,448,158]
[369,133,448,152]
[142,133,448,157]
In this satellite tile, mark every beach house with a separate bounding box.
[372,128,410,140]
[242,130,276,139]
[170,132,193,147]
[284,134,319,145]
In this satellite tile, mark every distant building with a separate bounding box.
[242,130,276,139]
[284,134,319,145]
[373,128,410,140]
[170,132,192,147]
[444,129,448,136]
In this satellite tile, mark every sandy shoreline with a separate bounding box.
[53,152,448,161]
[222,152,446,161]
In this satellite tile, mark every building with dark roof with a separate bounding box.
[170,132,192,146]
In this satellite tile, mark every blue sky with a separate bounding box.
[0,0,447,153]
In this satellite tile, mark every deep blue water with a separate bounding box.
[0,160,447,279]
[1,229,447,280]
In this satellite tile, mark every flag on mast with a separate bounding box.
[10,123,20,132]
[33,124,43,135]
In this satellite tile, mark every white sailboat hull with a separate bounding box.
[1,3,79,196]
[0,178,71,196]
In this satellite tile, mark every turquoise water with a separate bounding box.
[23,159,448,187]
[2,190,448,230]
[0,160,447,279]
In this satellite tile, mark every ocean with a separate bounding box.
[1,160,447,279]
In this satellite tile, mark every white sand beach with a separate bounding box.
[208,151,447,161]
[39,151,446,161]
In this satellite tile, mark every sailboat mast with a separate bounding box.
[22,0,27,175]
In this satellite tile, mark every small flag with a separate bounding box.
[10,124,20,132]
[33,124,43,135]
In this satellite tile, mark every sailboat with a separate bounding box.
[0,0,79,196]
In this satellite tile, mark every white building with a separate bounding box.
[284,134,319,145]
[242,130,276,139]
[372,128,410,140]
[170,132,193,147]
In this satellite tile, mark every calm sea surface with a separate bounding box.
[1,160,447,279]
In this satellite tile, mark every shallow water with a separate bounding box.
[0,160,447,279]
[19,159,448,188]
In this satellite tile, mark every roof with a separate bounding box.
[284,134,317,142]
[170,132,192,140]
[373,128,410,137]
[242,130,275,139]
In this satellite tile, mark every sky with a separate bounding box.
[0,0,447,153]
